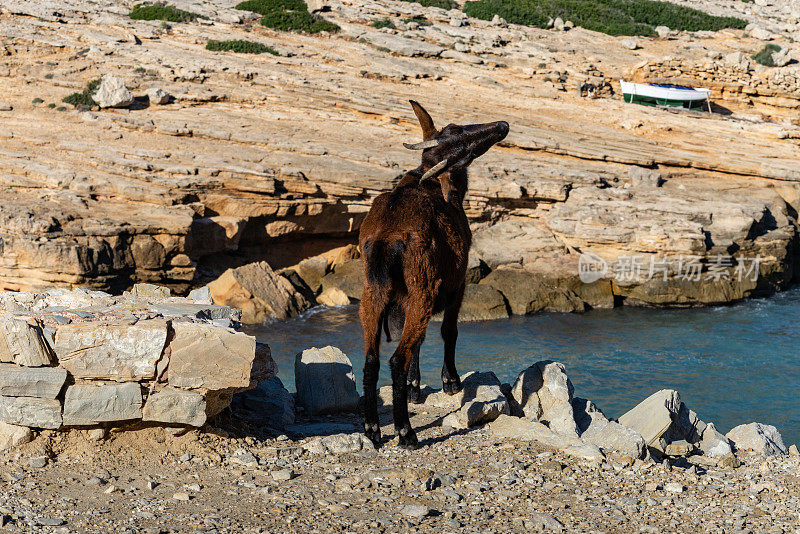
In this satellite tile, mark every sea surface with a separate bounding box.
[244,287,800,446]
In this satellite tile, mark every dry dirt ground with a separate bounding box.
[2,405,800,533]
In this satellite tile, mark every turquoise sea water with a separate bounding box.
[244,287,800,446]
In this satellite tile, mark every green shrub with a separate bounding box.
[372,18,395,29]
[752,43,781,67]
[32,98,44,104]
[403,15,432,26]
[206,39,279,54]
[462,0,746,36]
[236,0,339,33]
[129,2,200,22]
[400,0,458,9]
[62,79,100,107]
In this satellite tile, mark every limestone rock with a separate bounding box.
[0,315,55,367]
[146,87,170,105]
[319,259,363,301]
[129,283,170,298]
[208,261,311,323]
[92,74,134,108]
[306,0,330,12]
[620,38,638,50]
[510,361,578,436]
[618,389,681,453]
[0,421,33,450]
[62,382,142,426]
[654,26,671,38]
[167,322,260,390]
[142,388,206,427]
[580,417,646,460]
[441,371,510,429]
[187,286,212,304]
[726,422,787,456]
[316,287,350,307]
[488,415,604,461]
[456,284,509,321]
[291,255,328,293]
[629,166,663,188]
[0,396,62,429]
[295,346,359,416]
[304,432,376,454]
[0,364,67,398]
[54,319,168,381]
[230,376,295,429]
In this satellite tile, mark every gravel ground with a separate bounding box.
[1,405,799,533]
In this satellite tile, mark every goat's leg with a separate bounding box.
[406,336,424,404]
[390,300,431,449]
[360,291,384,447]
[441,284,465,395]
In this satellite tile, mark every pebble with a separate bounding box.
[28,456,48,468]
[399,504,430,519]
[665,482,684,493]
[271,469,295,482]
[86,477,104,486]
[36,518,65,527]
[173,492,191,501]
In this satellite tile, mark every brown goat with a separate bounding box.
[359,101,508,449]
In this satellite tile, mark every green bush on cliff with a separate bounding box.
[236,0,340,33]
[206,39,279,54]
[462,0,747,36]
[752,43,781,67]
[129,2,200,23]
[62,79,101,108]
[400,0,459,10]
[372,18,396,29]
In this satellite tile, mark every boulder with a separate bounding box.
[629,166,663,188]
[208,261,312,323]
[306,0,331,12]
[0,421,32,450]
[573,397,645,459]
[62,382,142,426]
[187,286,212,303]
[291,255,328,293]
[620,38,638,50]
[0,315,55,367]
[456,284,509,321]
[441,371,510,429]
[230,376,295,429]
[0,396,62,429]
[316,287,350,307]
[510,361,578,436]
[167,322,262,391]
[319,259,364,301]
[142,388,206,427]
[295,346,359,416]
[654,25,671,38]
[0,364,67,398]
[304,433,376,454]
[726,423,787,456]
[129,283,170,299]
[488,415,604,461]
[618,389,680,453]
[146,87,171,105]
[54,319,168,381]
[479,270,585,315]
[92,74,134,108]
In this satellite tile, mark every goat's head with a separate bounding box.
[404,100,509,183]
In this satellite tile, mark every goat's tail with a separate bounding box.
[364,239,405,288]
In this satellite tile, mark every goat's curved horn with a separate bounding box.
[403,139,439,150]
[420,159,448,182]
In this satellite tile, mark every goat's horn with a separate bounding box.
[420,159,448,182]
[403,139,439,150]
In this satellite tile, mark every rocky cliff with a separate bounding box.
[1,0,799,312]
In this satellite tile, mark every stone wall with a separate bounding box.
[0,285,274,436]
[629,58,800,121]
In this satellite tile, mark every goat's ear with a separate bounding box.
[409,100,437,140]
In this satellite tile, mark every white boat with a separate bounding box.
[620,80,711,109]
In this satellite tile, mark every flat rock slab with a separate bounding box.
[168,322,256,390]
[62,382,142,426]
[54,319,168,381]
[618,389,681,452]
[0,315,55,366]
[0,420,32,450]
[489,414,604,462]
[143,387,206,427]
[0,395,62,429]
[0,364,67,398]
[294,346,359,416]
[303,433,376,454]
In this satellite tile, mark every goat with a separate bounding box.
[359,101,509,449]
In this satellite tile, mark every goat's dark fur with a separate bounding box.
[359,101,508,449]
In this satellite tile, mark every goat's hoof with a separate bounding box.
[398,430,419,450]
[442,378,462,395]
[407,384,422,404]
[364,423,382,447]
